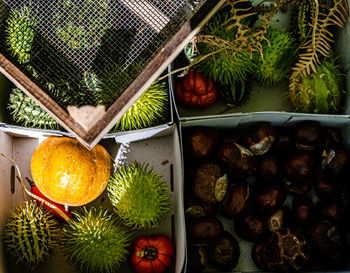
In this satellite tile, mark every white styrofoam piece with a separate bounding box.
[0,124,185,273]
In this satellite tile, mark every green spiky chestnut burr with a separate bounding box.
[194,12,256,85]
[53,0,111,50]
[3,200,60,269]
[289,59,344,114]
[5,5,37,64]
[108,163,172,229]
[8,88,60,130]
[113,82,169,132]
[255,27,297,87]
[62,207,132,273]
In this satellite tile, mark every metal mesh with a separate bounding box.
[0,0,204,107]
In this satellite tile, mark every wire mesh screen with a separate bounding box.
[0,0,204,108]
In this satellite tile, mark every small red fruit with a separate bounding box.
[31,185,72,221]
[176,69,218,109]
[131,235,174,273]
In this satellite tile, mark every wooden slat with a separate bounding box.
[120,0,170,33]
[0,54,88,142]
[0,0,225,149]
[84,0,226,147]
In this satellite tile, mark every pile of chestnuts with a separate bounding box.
[184,121,350,272]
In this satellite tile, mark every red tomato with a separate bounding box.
[131,235,174,273]
[176,69,218,109]
[31,185,72,221]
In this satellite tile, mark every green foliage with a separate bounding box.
[62,207,131,273]
[4,201,59,268]
[5,5,37,64]
[195,12,256,85]
[108,163,171,229]
[53,0,111,50]
[289,59,344,114]
[8,88,60,129]
[255,27,298,86]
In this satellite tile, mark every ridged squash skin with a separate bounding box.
[290,59,344,114]
[108,163,171,229]
[4,201,59,268]
[31,137,111,206]
[62,207,132,273]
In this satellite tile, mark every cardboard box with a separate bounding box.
[179,115,350,273]
[0,123,185,273]
[170,1,350,121]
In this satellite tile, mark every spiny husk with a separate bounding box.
[5,4,37,64]
[8,88,60,130]
[108,163,172,229]
[255,27,298,87]
[3,200,60,268]
[53,0,111,50]
[289,58,344,114]
[113,82,169,132]
[62,207,132,273]
[195,12,256,85]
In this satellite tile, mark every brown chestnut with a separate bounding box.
[309,220,349,268]
[294,121,325,151]
[219,181,250,219]
[220,129,241,145]
[316,200,346,225]
[235,213,267,241]
[283,178,313,195]
[184,127,219,159]
[187,217,224,245]
[325,128,343,150]
[272,127,294,157]
[258,155,280,179]
[218,143,256,178]
[184,195,216,219]
[187,246,208,272]
[192,162,228,205]
[267,208,293,232]
[285,152,316,183]
[293,196,314,226]
[315,171,342,200]
[322,148,349,178]
[252,229,310,271]
[246,122,276,155]
[251,241,269,270]
[209,231,240,270]
[253,182,286,215]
